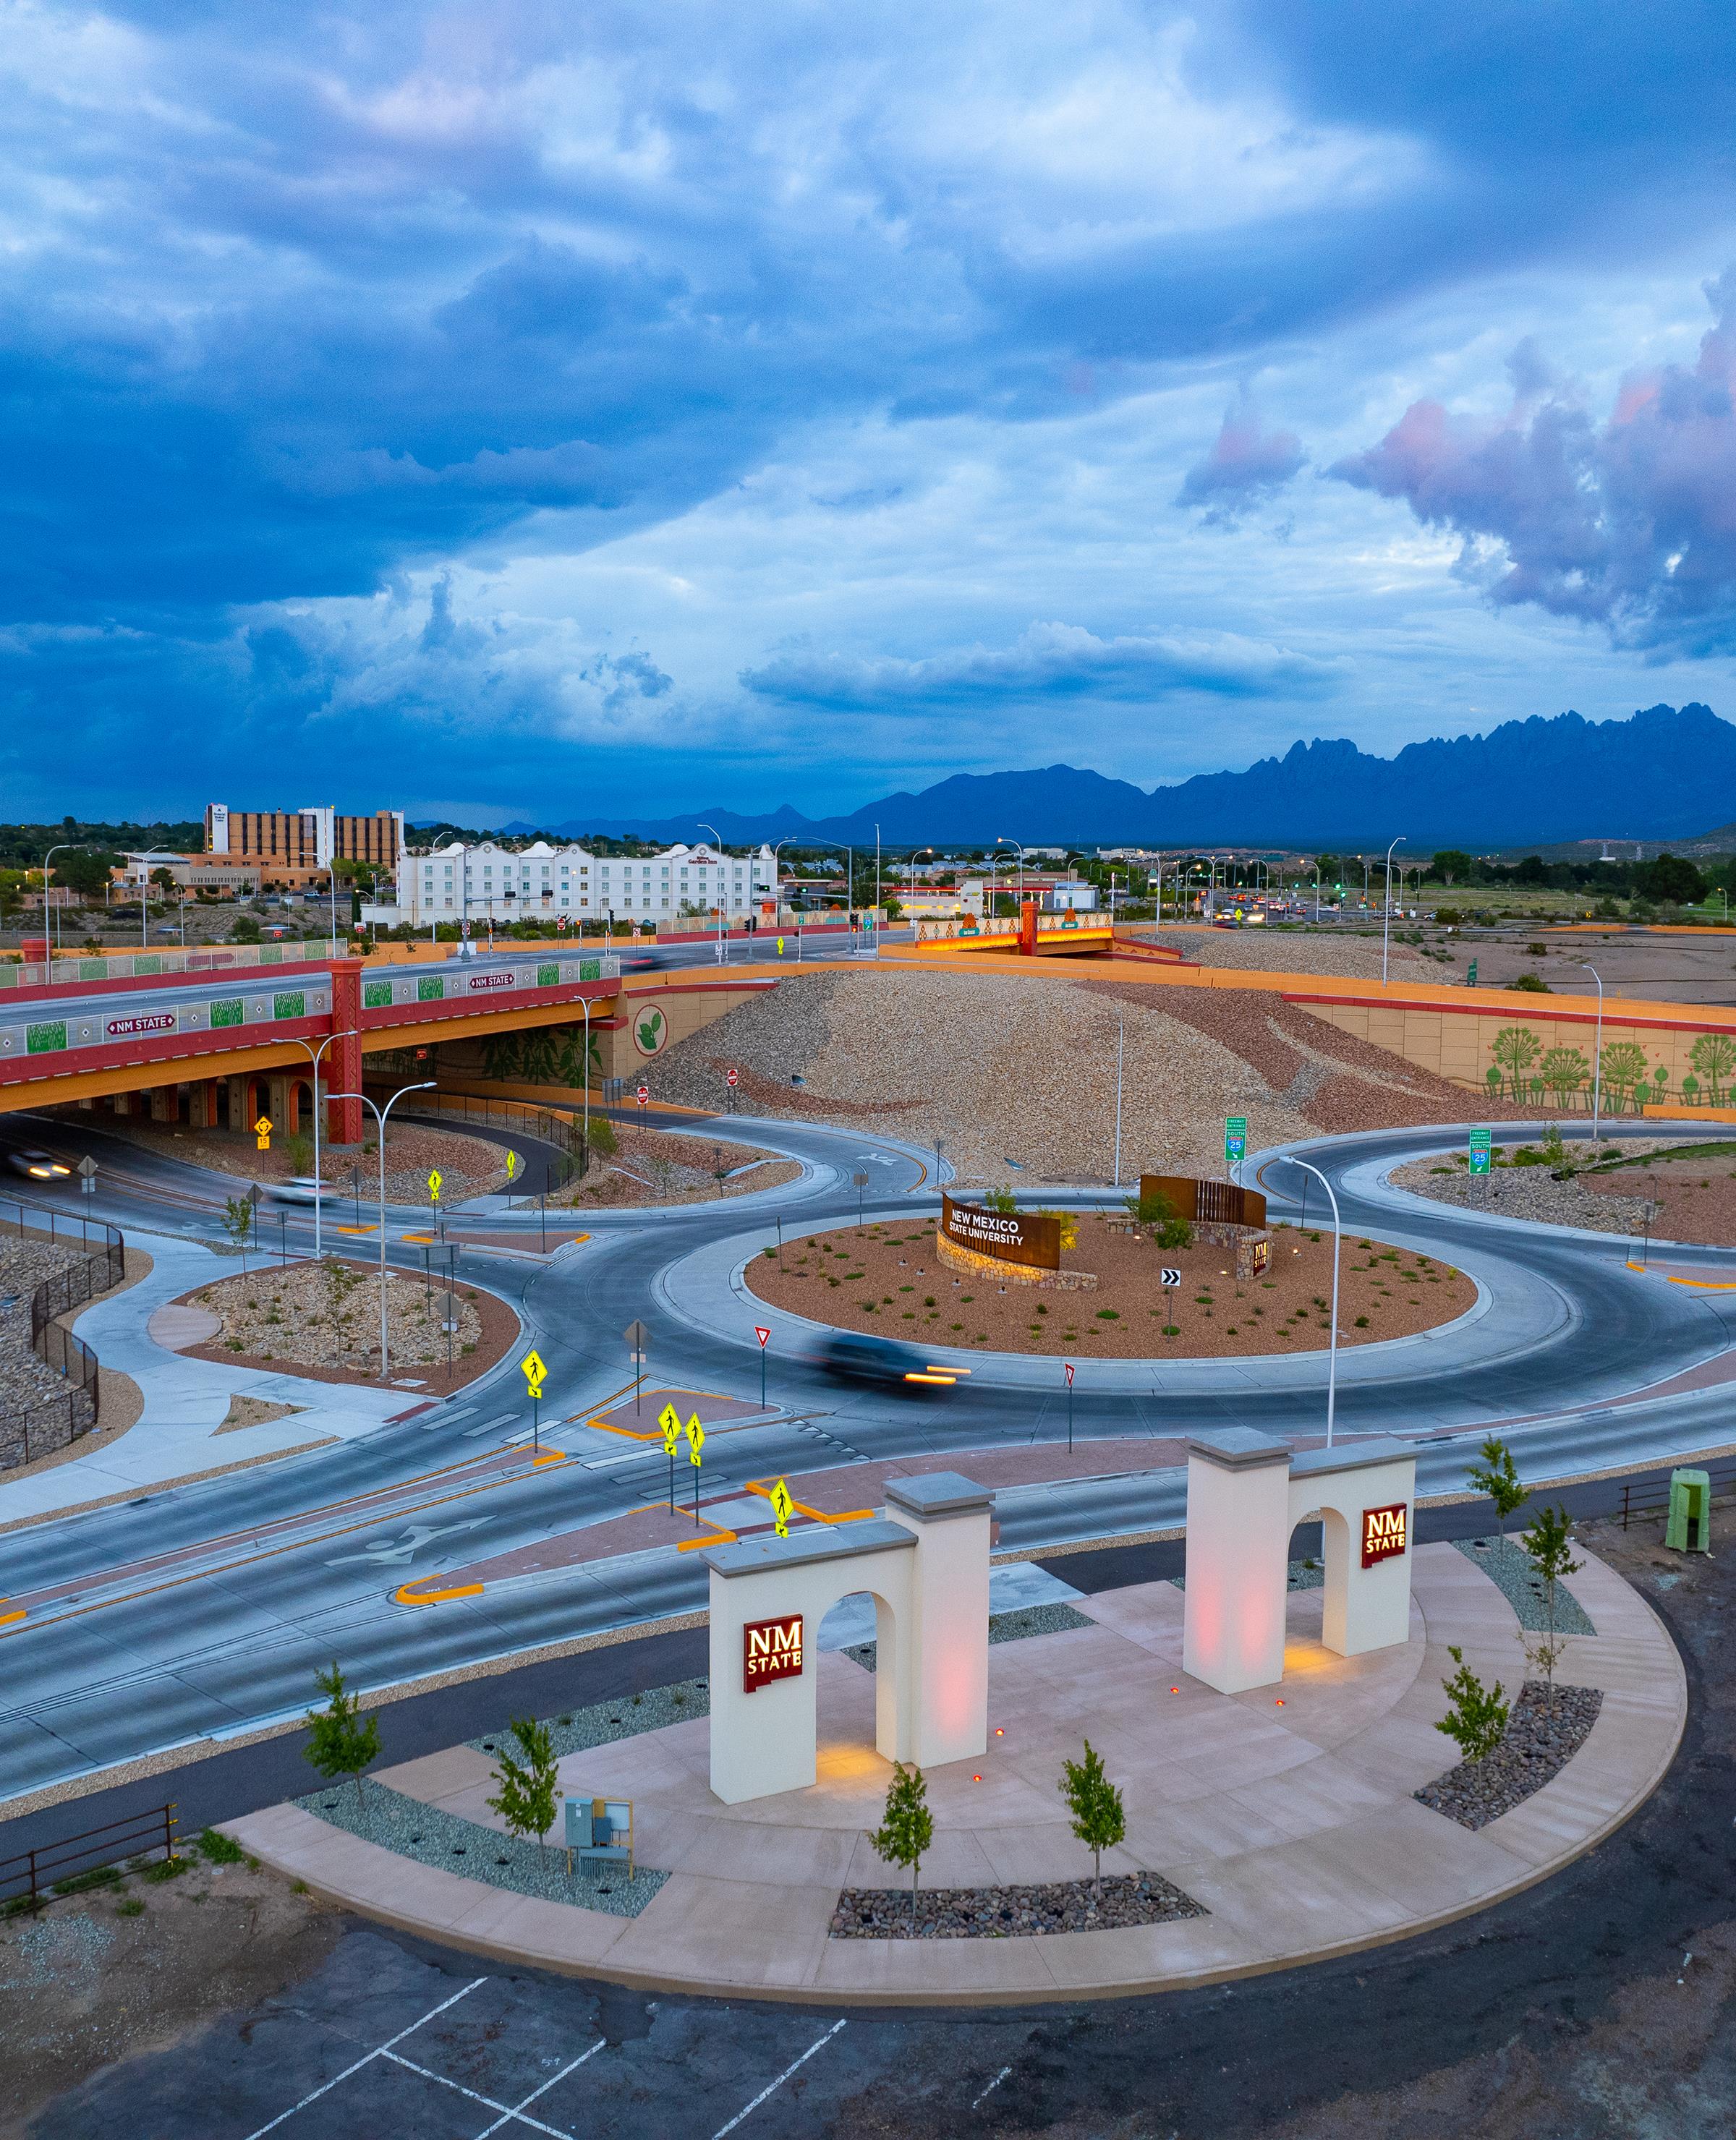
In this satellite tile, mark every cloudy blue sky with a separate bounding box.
[7,0,1736,824]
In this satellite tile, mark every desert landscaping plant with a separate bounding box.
[220,1195,254,1273]
[869,1761,934,1924]
[303,1661,380,1813]
[1434,1645,1509,1763]
[486,1715,560,1864]
[1521,1505,1584,1697]
[1465,1435,1528,1538]
[1059,1739,1126,1904]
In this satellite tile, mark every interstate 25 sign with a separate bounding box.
[743,1613,804,1692]
[1361,1504,1408,1568]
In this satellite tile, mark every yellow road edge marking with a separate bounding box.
[676,1526,738,1552]
[1665,1275,1736,1289]
[0,1605,23,1627]
[532,1449,567,1465]
[743,1478,876,1524]
[333,1224,378,1235]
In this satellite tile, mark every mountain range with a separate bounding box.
[478,702,1736,853]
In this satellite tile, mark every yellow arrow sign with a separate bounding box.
[520,1347,548,1394]
[770,1478,793,1538]
[686,1412,705,1465]
[427,1169,443,1201]
[505,1148,522,1182]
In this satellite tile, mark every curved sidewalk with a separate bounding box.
[227,1540,1684,2005]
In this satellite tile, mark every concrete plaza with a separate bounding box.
[229,1541,1681,2004]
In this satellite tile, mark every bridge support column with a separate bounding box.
[328,960,365,1147]
[226,1075,247,1133]
[1018,899,1037,955]
[148,1086,178,1124]
[190,1079,220,1130]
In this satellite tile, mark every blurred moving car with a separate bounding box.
[265,1176,336,1204]
[814,1332,967,1390]
[6,1149,72,1181]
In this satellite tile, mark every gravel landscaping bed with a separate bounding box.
[103,1117,514,1202]
[553,1130,801,1209]
[1453,1535,1597,1634]
[1136,928,1424,978]
[0,1236,91,1412]
[1414,1681,1604,1829]
[830,1870,1206,1939]
[467,1676,710,1758]
[843,1601,1094,1671]
[1392,1136,1736,1247]
[298,1777,668,1917]
[748,1214,1471,1357]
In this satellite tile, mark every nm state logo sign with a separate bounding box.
[633,1005,670,1057]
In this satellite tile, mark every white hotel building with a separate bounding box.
[396,840,778,927]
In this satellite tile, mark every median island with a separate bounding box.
[744,1211,1471,1358]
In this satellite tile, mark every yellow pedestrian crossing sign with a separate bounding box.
[659,1402,681,1456]
[686,1412,705,1465]
[520,1348,548,1395]
[427,1169,442,1202]
[770,1478,793,1538]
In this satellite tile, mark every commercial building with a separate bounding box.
[205,804,404,874]
[114,851,263,895]
[395,839,778,926]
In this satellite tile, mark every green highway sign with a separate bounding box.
[1225,1114,1247,1165]
[1467,958,1478,986]
[1468,1127,1492,1177]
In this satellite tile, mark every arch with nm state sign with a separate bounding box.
[703,1473,992,1804]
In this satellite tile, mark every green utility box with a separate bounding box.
[1666,1469,1712,1553]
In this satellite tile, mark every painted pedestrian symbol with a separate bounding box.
[770,1478,793,1539]
[326,1519,485,1568]
[255,1114,272,1151]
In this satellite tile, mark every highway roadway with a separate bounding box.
[1,1106,1732,1804]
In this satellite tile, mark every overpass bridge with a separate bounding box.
[0,947,624,1144]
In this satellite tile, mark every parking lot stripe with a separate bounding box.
[240,1977,488,2139]
[474,2039,606,2137]
[378,2051,575,2137]
[712,2019,847,2138]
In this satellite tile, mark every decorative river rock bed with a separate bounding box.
[830,1872,1206,1940]
[1415,1682,1605,1830]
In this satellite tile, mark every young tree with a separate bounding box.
[983,1185,1018,1215]
[487,1716,560,1864]
[221,1194,254,1274]
[1520,1505,1583,1700]
[1435,1645,1509,1763]
[1465,1435,1528,1539]
[1058,1739,1126,1904]
[869,1760,933,1924]
[304,1661,380,1813]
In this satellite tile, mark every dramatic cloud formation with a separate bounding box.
[2,0,1735,818]
[1334,275,1736,654]
[1176,391,1304,514]
[741,623,1338,709]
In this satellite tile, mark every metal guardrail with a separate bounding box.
[0,1199,125,1471]
[366,1087,590,1192]
[0,941,346,989]
[1618,1457,1736,1530]
[1,1803,179,1913]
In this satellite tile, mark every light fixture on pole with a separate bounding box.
[1587,964,1604,1141]
[284,1029,355,1256]
[1381,837,1405,986]
[324,1080,435,1377]
[1284,1155,1342,1447]
[1112,1007,1126,1188]
[41,843,90,956]
[697,822,727,966]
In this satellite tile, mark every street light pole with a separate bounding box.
[41,843,90,956]
[697,823,726,966]
[284,1029,354,1256]
[1112,1007,1125,1188]
[325,1080,435,1378]
[1285,1156,1342,1447]
[1381,837,1405,986]
[1587,964,1604,1142]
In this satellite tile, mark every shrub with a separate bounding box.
[195,1828,245,1865]
[1435,1645,1509,1763]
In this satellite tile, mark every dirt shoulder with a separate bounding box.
[745,1214,1471,1357]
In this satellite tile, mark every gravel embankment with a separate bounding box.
[1139,928,1424,977]
[0,1236,94,1413]
[556,1131,801,1209]
[645,969,1316,1185]
[1415,1682,1604,1829]
[186,1261,485,1373]
[830,1871,1205,1939]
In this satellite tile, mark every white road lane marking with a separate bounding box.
[379,2050,576,2136]
[712,2018,847,2138]
[239,1976,488,2139]
[474,2039,607,2137]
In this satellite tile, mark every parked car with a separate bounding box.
[6,1149,71,1181]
